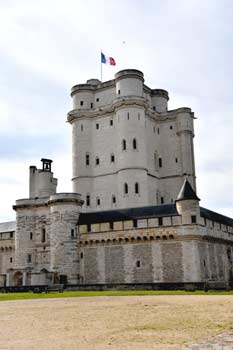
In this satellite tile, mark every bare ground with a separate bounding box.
[0,295,233,350]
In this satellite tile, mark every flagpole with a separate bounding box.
[100,50,102,81]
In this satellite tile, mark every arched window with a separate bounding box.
[133,138,137,150]
[135,182,139,194]
[124,183,128,194]
[122,139,127,150]
[112,195,116,204]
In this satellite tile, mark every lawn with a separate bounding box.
[1,289,233,301]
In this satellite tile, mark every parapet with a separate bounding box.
[114,69,144,82]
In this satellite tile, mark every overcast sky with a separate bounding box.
[0,0,233,222]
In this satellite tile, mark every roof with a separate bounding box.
[0,221,16,233]
[200,207,233,227]
[78,204,178,225]
[176,179,200,201]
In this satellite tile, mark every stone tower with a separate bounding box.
[68,69,196,212]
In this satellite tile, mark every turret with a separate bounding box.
[176,179,201,225]
[115,69,144,97]
[29,159,57,198]
[151,89,169,112]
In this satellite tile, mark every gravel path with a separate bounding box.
[0,295,233,350]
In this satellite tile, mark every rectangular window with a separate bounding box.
[30,232,33,240]
[41,229,46,243]
[159,158,162,168]
[191,215,197,224]
[10,232,13,238]
[28,254,32,263]
[95,157,100,166]
[86,195,90,206]
[90,103,93,109]
[136,260,141,268]
[118,90,120,95]
[80,101,83,106]
[161,197,164,204]
[96,123,99,130]
[110,222,114,230]
[10,257,13,263]
[87,224,91,232]
[86,154,89,166]
[96,98,99,102]
[110,119,113,126]
[111,154,115,163]
[133,219,137,228]
[71,229,75,238]
[158,217,163,226]
[80,252,83,259]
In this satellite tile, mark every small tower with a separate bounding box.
[29,158,57,198]
[176,179,200,225]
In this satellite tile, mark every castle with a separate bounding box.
[0,69,233,289]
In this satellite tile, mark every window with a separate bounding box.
[136,260,141,268]
[170,125,173,130]
[95,157,100,166]
[71,229,75,238]
[159,157,162,168]
[122,139,127,150]
[96,123,99,130]
[138,113,140,120]
[96,98,99,102]
[153,126,156,133]
[90,102,93,109]
[80,252,83,259]
[80,101,83,106]
[10,232,13,239]
[86,195,90,207]
[118,89,120,95]
[161,197,164,204]
[135,182,139,194]
[41,228,46,243]
[30,232,33,240]
[154,152,158,171]
[158,217,163,226]
[124,183,128,194]
[86,153,90,166]
[157,128,160,134]
[153,106,156,111]
[110,222,114,230]
[133,219,137,228]
[81,124,83,132]
[87,224,91,232]
[28,254,32,263]
[111,154,115,163]
[191,215,197,224]
[133,138,137,150]
[175,158,178,163]
[10,257,13,263]
[112,195,116,204]
[127,112,129,120]
[110,119,113,126]
[96,197,100,206]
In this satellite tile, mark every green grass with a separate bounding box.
[1,289,233,301]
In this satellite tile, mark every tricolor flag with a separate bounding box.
[101,52,116,66]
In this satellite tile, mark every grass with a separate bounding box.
[1,289,233,301]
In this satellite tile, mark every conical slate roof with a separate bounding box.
[176,179,200,201]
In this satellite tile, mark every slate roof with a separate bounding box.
[0,221,16,233]
[78,204,179,225]
[200,207,233,227]
[176,179,200,201]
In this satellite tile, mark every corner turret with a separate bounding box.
[176,179,201,225]
[29,158,57,198]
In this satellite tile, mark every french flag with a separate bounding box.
[101,52,116,66]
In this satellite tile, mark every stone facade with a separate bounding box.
[0,69,232,289]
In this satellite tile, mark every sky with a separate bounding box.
[0,0,233,222]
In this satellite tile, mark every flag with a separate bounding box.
[101,52,116,65]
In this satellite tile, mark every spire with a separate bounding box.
[176,179,200,201]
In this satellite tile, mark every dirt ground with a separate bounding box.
[0,295,233,350]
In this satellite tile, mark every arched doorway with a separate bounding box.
[13,271,23,286]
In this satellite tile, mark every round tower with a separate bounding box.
[49,193,83,284]
[151,89,169,112]
[115,69,144,97]
[176,107,196,190]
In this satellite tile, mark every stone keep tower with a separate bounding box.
[68,69,196,212]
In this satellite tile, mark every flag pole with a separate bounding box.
[100,50,102,81]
